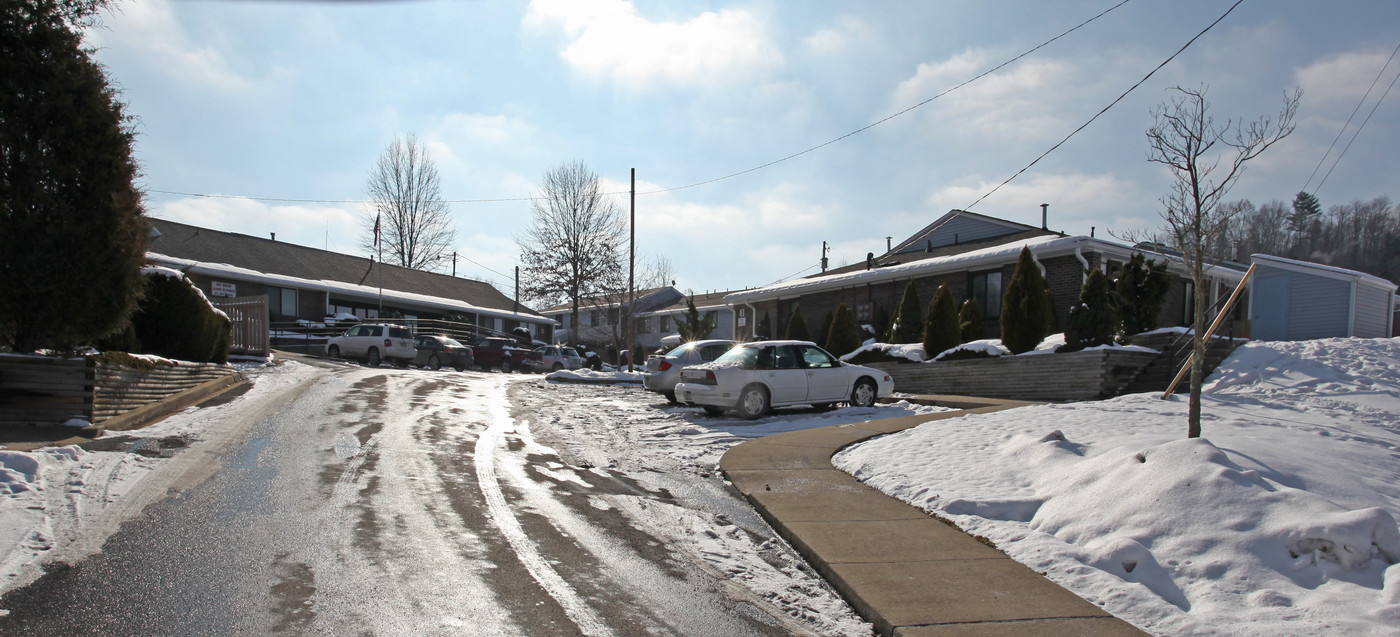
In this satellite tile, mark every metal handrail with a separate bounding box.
[1162,263,1256,399]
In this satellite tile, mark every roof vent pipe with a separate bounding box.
[886,236,892,253]
[866,252,874,270]
[270,232,276,241]
[1040,203,1048,231]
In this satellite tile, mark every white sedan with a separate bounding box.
[674,340,895,419]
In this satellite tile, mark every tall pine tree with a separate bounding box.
[825,303,861,356]
[1,0,148,352]
[922,285,960,359]
[1064,269,1118,351]
[1115,253,1171,339]
[1000,248,1054,354]
[784,305,810,341]
[889,280,923,343]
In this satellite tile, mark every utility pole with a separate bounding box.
[627,168,636,372]
[821,241,829,272]
[514,266,519,314]
[452,251,457,277]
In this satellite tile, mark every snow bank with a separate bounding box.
[545,369,644,383]
[835,336,1400,636]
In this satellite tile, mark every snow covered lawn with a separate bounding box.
[835,337,1400,636]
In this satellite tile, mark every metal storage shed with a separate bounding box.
[1248,254,1397,341]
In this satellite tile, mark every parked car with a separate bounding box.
[560,346,587,370]
[413,335,474,372]
[472,337,540,373]
[674,340,894,419]
[527,344,585,372]
[643,339,737,403]
[326,323,416,367]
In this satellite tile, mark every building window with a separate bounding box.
[659,315,671,332]
[636,317,650,334]
[970,270,1003,318]
[855,302,872,323]
[268,286,299,321]
[591,311,601,327]
[1182,280,1195,326]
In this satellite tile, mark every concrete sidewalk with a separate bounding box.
[719,397,1150,637]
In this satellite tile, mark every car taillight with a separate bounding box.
[659,360,672,371]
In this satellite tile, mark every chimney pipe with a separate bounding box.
[270,232,276,241]
[885,236,892,253]
[1091,226,1095,238]
[1040,203,1048,231]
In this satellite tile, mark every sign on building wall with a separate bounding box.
[211,281,237,298]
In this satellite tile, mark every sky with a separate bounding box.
[84,0,1400,303]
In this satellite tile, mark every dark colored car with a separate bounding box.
[413,335,474,371]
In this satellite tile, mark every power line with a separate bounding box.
[145,1,1132,206]
[641,0,1133,196]
[963,0,1244,211]
[1305,39,1400,196]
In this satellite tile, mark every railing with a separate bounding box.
[1162,264,1256,398]
[269,316,524,349]
[212,295,269,356]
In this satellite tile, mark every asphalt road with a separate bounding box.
[0,361,804,636]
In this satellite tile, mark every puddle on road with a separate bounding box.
[332,432,361,459]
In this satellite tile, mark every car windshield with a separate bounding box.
[442,338,464,348]
[712,345,760,370]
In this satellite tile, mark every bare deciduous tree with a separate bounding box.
[517,160,625,346]
[1146,84,1300,438]
[362,134,456,271]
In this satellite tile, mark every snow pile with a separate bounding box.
[544,368,643,383]
[834,337,1400,635]
[840,341,926,363]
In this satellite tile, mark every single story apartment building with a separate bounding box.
[541,287,742,355]
[722,209,1250,342]
[146,218,555,340]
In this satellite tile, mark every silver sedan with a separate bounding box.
[641,339,737,403]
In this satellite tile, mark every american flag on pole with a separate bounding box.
[373,213,381,247]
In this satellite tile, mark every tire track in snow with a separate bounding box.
[475,378,615,637]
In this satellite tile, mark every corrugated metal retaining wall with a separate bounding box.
[0,356,237,427]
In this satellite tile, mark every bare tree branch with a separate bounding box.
[1146,84,1300,438]
[516,160,625,346]
[362,134,456,271]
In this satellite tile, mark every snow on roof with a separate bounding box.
[149,253,549,324]
[1252,253,1398,290]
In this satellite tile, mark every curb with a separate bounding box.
[99,372,249,433]
[719,396,1149,637]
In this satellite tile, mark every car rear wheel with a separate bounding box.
[327,344,340,359]
[366,347,381,367]
[851,378,877,407]
[428,354,441,371]
[738,385,770,420]
[500,359,513,374]
[702,405,725,416]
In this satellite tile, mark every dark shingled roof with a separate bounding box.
[147,218,542,318]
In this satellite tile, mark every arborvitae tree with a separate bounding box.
[131,272,232,363]
[825,303,862,356]
[1064,269,1118,352]
[675,295,716,342]
[889,280,924,343]
[783,305,810,341]
[819,310,834,347]
[1115,253,1171,339]
[1,0,148,352]
[756,312,772,340]
[958,298,984,343]
[922,285,960,359]
[1000,247,1054,354]
[871,305,890,343]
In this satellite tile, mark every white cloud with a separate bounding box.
[524,0,782,86]
[924,172,1154,232]
[85,0,261,90]
[151,196,363,254]
[802,16,873,57]
[892,49,1082,140]
[1296,49,1399,105]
